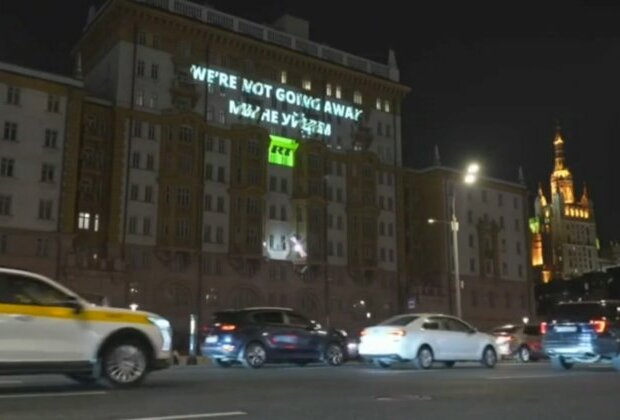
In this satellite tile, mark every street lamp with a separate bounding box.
[428,162,480,319]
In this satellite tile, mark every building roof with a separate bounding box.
[0,61,83,88]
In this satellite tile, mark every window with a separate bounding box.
[518,264,523,278]
[38,199,53,221]
[39,163,55,183]
[6,86,20,105]
[376,98,381,110]
[499,216,504,229]
[337,215,343,230]
[502,262,508,276]
[218,110,226,124]
[78,212,90,229]
[0,274,68,306]
[516,241,522,255]
[136,60,145,77]
[269,205,276,219]
[146,154,154,170]
[469,234,474,248]
[481,190,487,203]
[179,126,193,142]
[137,31,146,45]
[149,94,158,109]
[151,63,159,80]
[353,90,362,104]
[280,70,287,84]
[335,85,342,99]
[387,197,394,211]
[216,226,224,243]
[389,249,394,262]
[133,120,142,137]
[176,188,191,207]
[131,152,140,168]
[513,196,519,209]
[280,206,287,221]
[469,258,476,272]
[217,166,225,183]
[385,124,391,137]
[269,176,277,191]
[144,186,153,203]
[44,129,58,148]
[130,184,139,200]
[336,242,343,257]
[207,107,214,121]
[0,195,12,216]
[217,196,225,212]
[128,216,137,234]
[205,164,213,180]
[379,222,385,236]
[203,225,212,242]
[326,83,332,96]
[204,194,212,211]
[384,100,391,113]
[1,158,15,177]
[467,210,473,224]
[302,78,311,91]
[218,138,227,154]
[143,218,151,236]
[47,95,60,113]
[3,122,17,141]
[135,90,144,106]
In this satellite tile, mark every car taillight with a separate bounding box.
[360,329,369,336]
[590,319,607,334]
[540,322,548,335]
[220,324,237,331]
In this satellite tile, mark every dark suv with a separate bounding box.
[542,300,620,370]
[201,307,348,368]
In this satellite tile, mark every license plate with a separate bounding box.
[206,335,218,344]
[555,325,577,333]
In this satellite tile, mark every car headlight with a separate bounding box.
[149,316,172,352]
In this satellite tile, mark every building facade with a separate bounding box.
[25,0,408,340]
[0,61,83,281]
[400,165,534,329]
[531,126,600,283]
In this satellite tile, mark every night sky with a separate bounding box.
[1,0,618,244]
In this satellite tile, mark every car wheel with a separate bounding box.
[324,343,344,366]
[101,340,148,388]
[481,346,497,368]
[518,345,531,363]
[443,361,455,368]
[413,345,434,370]
[242,342,267,369]
[373,360,392,369]
[215,359,233,368]
[551,356,574,370]
[65,374,99,386]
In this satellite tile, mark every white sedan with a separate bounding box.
[358,313,498,369]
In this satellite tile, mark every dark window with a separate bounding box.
[422,321,439,330]
[286,312,312,327]
[252,311,285,325]
[443,317,473,332]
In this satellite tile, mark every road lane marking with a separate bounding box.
[0,391,107,399]
[489,374,565,380]
[119,412,247,420]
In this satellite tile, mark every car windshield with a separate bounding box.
[379,315,419,326]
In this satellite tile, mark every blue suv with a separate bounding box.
[201,307,348,368]
[542,300,620,371]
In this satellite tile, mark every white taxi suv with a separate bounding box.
[0,268,172,387]
[358,313,498,369]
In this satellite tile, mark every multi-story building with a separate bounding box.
[531,126,600,282]
[0,61,83,280]
[61,0,409,339]
[400,164,534,329]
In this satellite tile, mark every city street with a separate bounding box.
[1,361,619,420]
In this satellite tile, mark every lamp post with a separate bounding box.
[428,163,480,319]
[323,174,331,328]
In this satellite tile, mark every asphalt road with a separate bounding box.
[1,360,619,420]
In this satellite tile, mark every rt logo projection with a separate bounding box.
[190,65,363,137]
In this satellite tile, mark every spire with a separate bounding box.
[74,52,83,80]
[553,122,566,171]
[518,165,525,185]
[580,182,589,205]
[537,182,547,207]
[433,144,441,166]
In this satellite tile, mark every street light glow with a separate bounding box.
[464,173,477,184]
[428,218,436,224]
[466,162,480,174]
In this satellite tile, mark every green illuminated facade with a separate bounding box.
[268,135,299,167]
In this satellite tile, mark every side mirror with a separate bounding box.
[64,296,83,314]
[468,328,477,335]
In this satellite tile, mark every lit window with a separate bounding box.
[384,100,391,113]
[280,70,287,84]
[353,91,362,105]
[376,98,381,110]
[326,83,332,97]
[302,78,311,91]
[136,90,144,106]
[94,214,100,232]
[78,212,90,230]
[335,85,342,99]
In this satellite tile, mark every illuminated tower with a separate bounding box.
[530,125,600,282]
